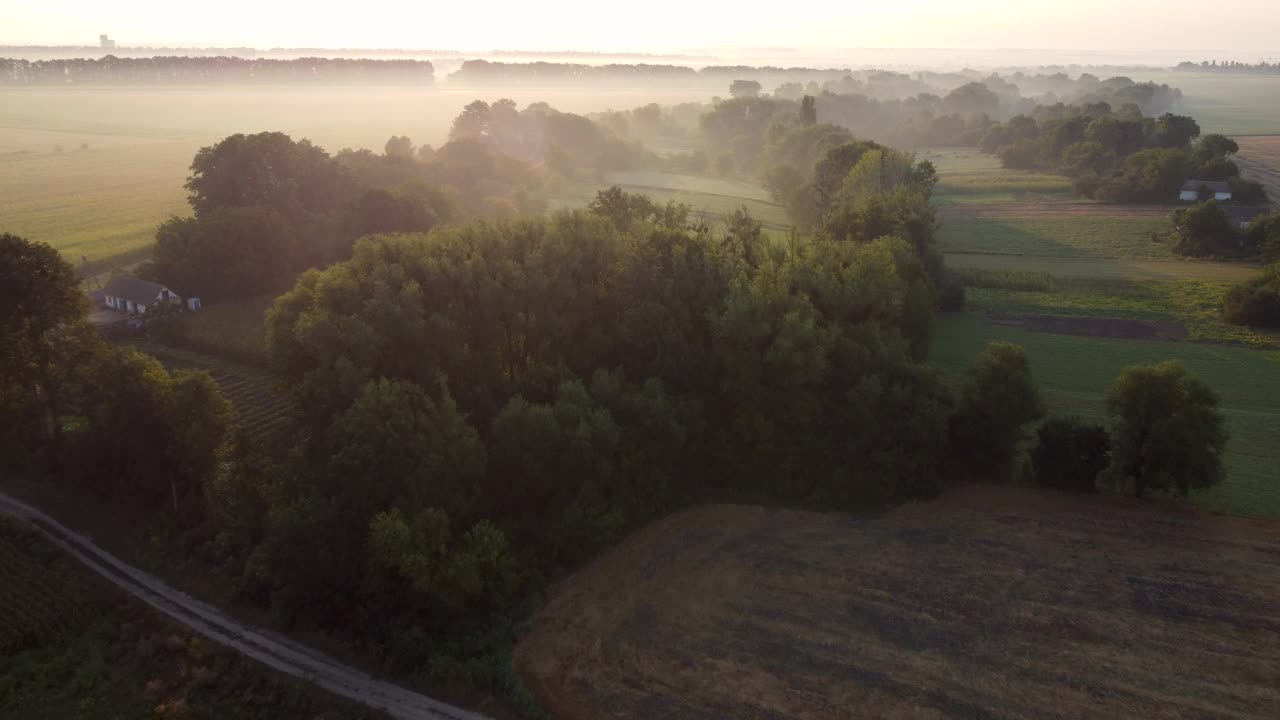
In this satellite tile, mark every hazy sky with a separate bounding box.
[6,0,1280,52]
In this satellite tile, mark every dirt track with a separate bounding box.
[937,203,1176,220]
[517,486,1280,720]
[0,491,489,720]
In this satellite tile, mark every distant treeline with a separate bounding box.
[1176,61,1280,74]
[0,56,435,85]
[448,60,850,84]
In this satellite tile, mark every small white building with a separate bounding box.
[102,275,196,315]
[1179,180,1232,203]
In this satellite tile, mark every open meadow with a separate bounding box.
[1129,71,1280,136]
[517,487,1280,720]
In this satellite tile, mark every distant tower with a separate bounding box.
[99,34,116,50]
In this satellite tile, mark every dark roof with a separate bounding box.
[1224,206,1270,225]
[102,275,175,305]
[1181,179,1232,193]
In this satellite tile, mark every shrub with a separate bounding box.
[1222,264,1280,328]
[1031,417,1110,493]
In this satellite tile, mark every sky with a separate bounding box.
[6,0,1280,55]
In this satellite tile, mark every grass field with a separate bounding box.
[922,149,1076,205]
[1235,135,1280,202]
[0,518,383,719]
[931,313,1280,518]
[517,487,1280,719]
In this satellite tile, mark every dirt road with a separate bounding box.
[0,491,489,720]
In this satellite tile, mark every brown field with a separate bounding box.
[1236,136,1280,204]
[937,203,1175,221]
[517,486,1280,720]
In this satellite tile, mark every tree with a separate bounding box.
[1194,133,1239,163]
[152,207,301,301]
[729,79,762,98]
[0,233,89,449]
[449,100,490,140]
[1172,200,1240,257]
[1222,263,1280,328]
[384,135,414,160]
[185,132,348,220]
[948,342,1044,480]
[1032,417,1110,493]
[1105,362,1227,498]
[799,95,817,126]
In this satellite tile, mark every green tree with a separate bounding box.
[1031,417,1110,493]
[1172,200,1240,257]
[1222,263,1280,328]
[0,233,90,450]
[185,132,348,220]
[1104,361,1227,498]
[729,79,763,98]
[799,95,817,126]
[152,207,301,301]
[948,342,1044,480]
[384,135,414,160]
[368,507,516,613]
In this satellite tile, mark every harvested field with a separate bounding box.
[938,203,1174,221]
[517,487,1280,720]
[1235,136,1280,204]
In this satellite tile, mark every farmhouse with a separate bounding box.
[101,275,192,315]
[1179,180,1232,202]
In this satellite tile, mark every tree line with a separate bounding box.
[1176,61,1280,74]
[980,105,1267,203]
[0,56,436,85]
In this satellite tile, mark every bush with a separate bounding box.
[1031,417,1110,493]
[1222,264,1280,328]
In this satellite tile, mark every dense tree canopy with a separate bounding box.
[1104,361,1227,498]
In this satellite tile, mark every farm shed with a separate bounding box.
[102,275,194,315]
[1179,180,1232,202]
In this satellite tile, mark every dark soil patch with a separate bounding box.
[992,314,1188,341]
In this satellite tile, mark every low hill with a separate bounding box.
[516,486,1280,720]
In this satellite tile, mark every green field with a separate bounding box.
[940,217,1173,258]
[931,313,1280,518]
[921,149,1076,204]
[1129,71,1280,136]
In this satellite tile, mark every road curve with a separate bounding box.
[0,491,490,720]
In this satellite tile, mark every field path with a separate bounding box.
[938,203,1175,220]
[0,491,489,720]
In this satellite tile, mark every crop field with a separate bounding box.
[1235,135,1280,202]
[1129,71,1280,136]
[0,518,383,718]
[0,85,714,266]
[931,313,1280,518]
[136,343,295,445]
[517,487,1280,720]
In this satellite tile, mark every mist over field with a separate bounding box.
[4,7,1280,719]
